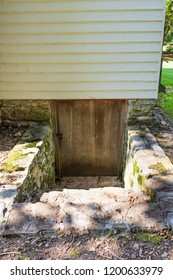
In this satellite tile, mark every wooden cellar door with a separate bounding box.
[52,100,127,177]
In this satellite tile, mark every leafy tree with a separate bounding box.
[159,0,173,92]
[164,0,173,46]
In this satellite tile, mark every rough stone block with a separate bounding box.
[165,212,173,230]
[124,126,173,199]
[0,185,18,207]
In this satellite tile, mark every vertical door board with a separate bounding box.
[54,100,127,176]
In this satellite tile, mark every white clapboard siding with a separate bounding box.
[0,72,158,82]
[0,0,165,12]
[0,43,161,54]
[0,33,162,44]
[0,82,157,91]
[0,11,164,23]
[0,53,161,64]
[0,22,163,34]
[0,0,165,100]
[0,63,159,73]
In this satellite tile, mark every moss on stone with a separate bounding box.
[133,160,140,176]
[149,163,167,173]
[137,174,156,202]
[129,178,134,188]
[137,174,143,186]
[0,147,26,173]
[136,232,163,244]
[25,141,39,148]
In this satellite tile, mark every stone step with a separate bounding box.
[3,197,167,235]
[40,187,150,207]
[2,184,173,235]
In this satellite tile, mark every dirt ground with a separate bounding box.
[0,126,26,163]
[151,107,173,164]
[0,230,173,260]
[0,108,173,260]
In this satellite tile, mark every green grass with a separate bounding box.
[161,68,173,86]
[158,93,173,119]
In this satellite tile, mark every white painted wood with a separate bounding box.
[0,43,161,54]
[0,53,161,63]
[0,11,164,23]
[0,33,162,44]
[0,72,158,82]
[0,63,159,73]
[0,1,165,12]
[0,91,158,100]
[0,0,166,100]
[0,22,163,34]
[0,81,157,91]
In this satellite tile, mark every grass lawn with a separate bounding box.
[161,68,173,86]
[158,93,173,119]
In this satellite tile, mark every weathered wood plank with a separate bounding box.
[55,100,127,176]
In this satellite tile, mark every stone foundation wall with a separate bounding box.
[127,99,156,126]
[0,100,51,126]
[0,99,156,127]
[0,124,55,203]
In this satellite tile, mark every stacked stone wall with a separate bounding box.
[127,99,156,126]
[0,124,55,203]
[0,100,51,126]
[124,126,173,197]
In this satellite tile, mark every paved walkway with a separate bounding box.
[162,60,173,69]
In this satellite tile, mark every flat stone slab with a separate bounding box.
[40,187,149,207]
[126,203,165,231]
[4,202,59,235]
[0,202,5,235]
[0,185,18,207]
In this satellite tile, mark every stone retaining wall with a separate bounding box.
[124,126,173,199]
[0,124,55,205]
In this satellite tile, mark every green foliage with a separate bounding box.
[161,68,173,86]
[164,0,173,45]
[158,93,173,119]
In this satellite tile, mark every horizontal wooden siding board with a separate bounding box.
[0,43,161,54]
[0,53,161,63]
[0,63,159,73]
[0,91,158,100]
[0,33,162,44]
[0,81,157,91]
[0,72,158,82]
[0,11,164,23]
[0,1,165,13]
[0,22,164,34]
